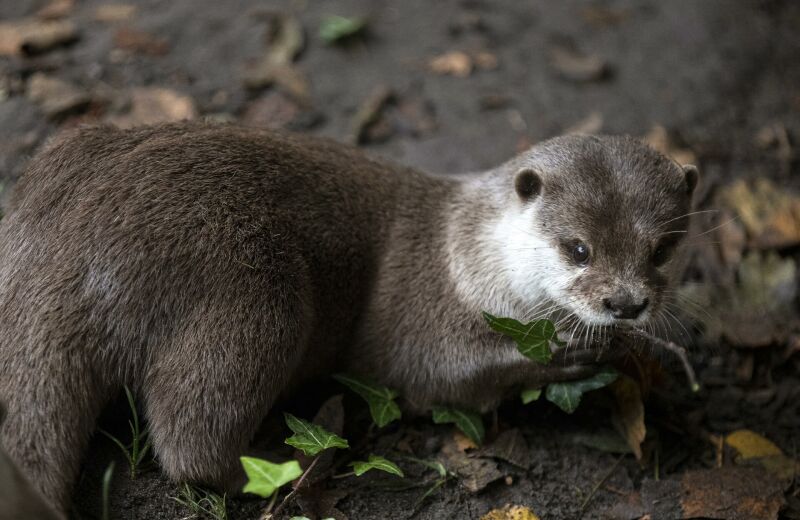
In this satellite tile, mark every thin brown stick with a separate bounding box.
[627,328,700,392]
[268,456,320,518]
[579,454,625,517]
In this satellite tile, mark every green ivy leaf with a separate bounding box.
[482,312,563,364]
[350,454,404,477]
[333,374,402,427]
[240,457,303,498]
[319,15,366,44]
[520,388,542,404]
[284,413,349,456]
[545,367,619,414]
[431,406,485,445]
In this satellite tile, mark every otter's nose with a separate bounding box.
[603,294,649,320]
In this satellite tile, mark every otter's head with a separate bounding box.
[495,135,698,328]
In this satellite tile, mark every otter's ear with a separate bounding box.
[514,169,542,201]
[683,164,699,195]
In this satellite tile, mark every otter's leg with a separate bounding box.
[0,349,110,514]
[143,282,311,490]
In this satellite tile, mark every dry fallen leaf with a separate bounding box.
[718,178,800,249]
[113,27,169,56]
[644,125,697,165]
[241,91,301,129]
[681,467,786,520]
[93,4,137,23]
[611,376,646,460]
[26,73,90,120]
[36,0,75,20]
[474,51,498,70]
[477,428,530,469]
[641,466,786,520]
[0,18,78,56]
[580,6,630,27]
[350,85,395,145]
[439,435,503,493]
[684,249,798,348]
[725,430,783,459]
[106,87,196,128]
[548,44,609,82]
[243,12,308,103]
[429,51,473,77]
[725,429,798,481]
[481,505,541,520]
[453,431,478,452]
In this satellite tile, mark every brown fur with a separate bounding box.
[0,123,695,513]
[0,403,63,520]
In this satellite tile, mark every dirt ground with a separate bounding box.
[1,0,799,519]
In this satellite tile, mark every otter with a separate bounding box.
[0,403,63,520]
[0,123,697,513]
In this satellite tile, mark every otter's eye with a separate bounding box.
[572,243,590,266]
[652,239,678,267]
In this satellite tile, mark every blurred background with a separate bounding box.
[1,1,799,519]
[1,0,797,186]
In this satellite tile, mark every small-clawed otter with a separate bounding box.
[0,123,697,513]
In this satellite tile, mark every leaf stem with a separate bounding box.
[271,455,320,517]
[627,328,700,392]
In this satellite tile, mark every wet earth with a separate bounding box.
[1,0,799,519]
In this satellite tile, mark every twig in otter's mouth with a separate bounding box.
[625,328,700,393]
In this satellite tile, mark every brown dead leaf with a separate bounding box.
[26,73,90,120]
[453,431,478,452]
[93,4,137,23]
[261,12,305,64]
[724,251,797,347]
[439,435,503,493]
[106,87,196,128]
[479,93,512,111]
[644,125,697,165]
[481,505,541,520]
[604,491,647,520]
[350,85,395,145]
[716,210,747,268]
[429,51,473,77]
[0,18,78,56]
[755,122,793,173]
[681,467,785,520]
[36,0,74,20]
[611,376,646,460]
[241,91,300,129]
[474,51,498,71]
[113,27,169,56]
[548,44,610,82]
[243,13,307,102]
[477,428,530,469]
[718,178,800,249]
[641,467,786,519]
[395,96,437,136]
[580,6,630,27]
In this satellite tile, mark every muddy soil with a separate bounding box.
[1,0,799,519]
